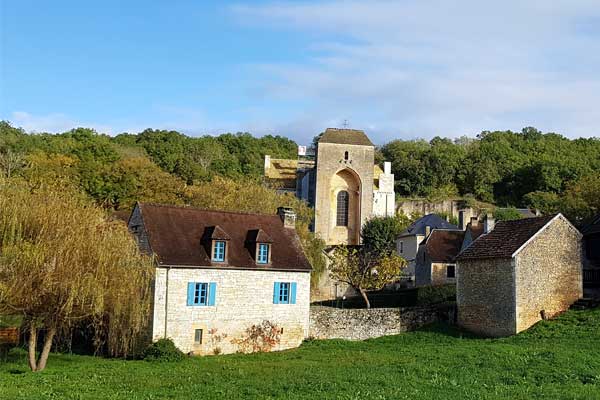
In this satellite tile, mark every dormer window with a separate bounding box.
[202,225,231,264]
[257,243,270,264]
[246,228,273,265]
[212,240,226,262]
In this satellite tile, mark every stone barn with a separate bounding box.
[456,214,582,337]
[128,203,312,355]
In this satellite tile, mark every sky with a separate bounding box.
[1,1,600,145]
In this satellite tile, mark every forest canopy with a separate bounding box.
[1,121,599,224]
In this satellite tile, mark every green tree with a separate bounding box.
[0,180,154,371]
[361,216,409,256]
[328,246,406,308]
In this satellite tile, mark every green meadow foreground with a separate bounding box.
[1,309,600,400]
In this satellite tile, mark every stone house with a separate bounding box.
[456,214,582,337]
[415,217,487,287]
[128,203,312,355]
[396,214,460,284]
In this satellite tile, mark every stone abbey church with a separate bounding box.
[265,128,395,246]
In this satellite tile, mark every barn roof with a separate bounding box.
[318,128,374,146]
[134,203,311,272]
[425,229,466,263]
[456,214,559,260]
[399,214,459,237]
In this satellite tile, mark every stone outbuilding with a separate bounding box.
[128,203,312,355]
[456,214,582,337]
[415,217,486,287]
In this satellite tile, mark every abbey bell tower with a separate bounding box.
[313,128,375,245]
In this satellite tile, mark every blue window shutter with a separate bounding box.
[187,282,195,306]
[273,282,280,304]
[290,282,297,304]
[208,282,217,306]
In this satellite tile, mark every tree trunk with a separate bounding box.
[35,326,56,372]
[359,288,371,309]
[27,322,37,371]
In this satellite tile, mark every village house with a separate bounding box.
[414,216,488,287]
[128,203,312,355]
[456,214,582,337]
[396,213,460,284]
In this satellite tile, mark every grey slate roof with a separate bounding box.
[456,215,557,260]
[318,128,374,146]
[399,214,460,236]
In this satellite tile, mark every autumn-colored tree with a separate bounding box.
[328,246,406,309]
[0,179,154,371]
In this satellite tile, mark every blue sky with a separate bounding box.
[1,1,600,144]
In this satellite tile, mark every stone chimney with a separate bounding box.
[484,214,495,234]
[425,225,431,237]
[458,210,466,230]
[384,161,392,174]
[264,155,271,172]
[470,216,479,227]
[277,207,296,229]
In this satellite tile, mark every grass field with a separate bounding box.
[1,309,599,400]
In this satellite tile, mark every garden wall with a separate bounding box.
[309,305,441,340]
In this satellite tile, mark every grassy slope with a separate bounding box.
[1,309,599,400]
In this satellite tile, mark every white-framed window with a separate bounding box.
[213,240,226,262]
[257,243,270,264]
[194,329,203,344]
[273,282,297,304]
[447,265,456,278]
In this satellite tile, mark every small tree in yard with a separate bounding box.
[328,246,406,309]
[0,179,154,371]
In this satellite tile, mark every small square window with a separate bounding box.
[279,282,290,304]
[194,283,208,305]
[257,243,270,264]
[447,265,456,278]
[194,329,203,344]
[213,241,226,262]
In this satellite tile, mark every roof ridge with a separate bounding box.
[139,202,280,218]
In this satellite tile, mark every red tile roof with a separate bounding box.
[425,229,466,263]
[135,203,311,271]
[456,215,557,260]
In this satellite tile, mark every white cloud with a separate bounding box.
[231,0,600,141]
[10,111,114,135]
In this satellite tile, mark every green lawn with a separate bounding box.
[1,309,600,400]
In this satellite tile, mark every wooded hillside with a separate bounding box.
[1,121,599,223]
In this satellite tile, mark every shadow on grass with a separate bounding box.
[412,322,483,339]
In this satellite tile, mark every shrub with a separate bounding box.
[231,320,282,353]
[417,284,456,305]
[142,338,185,362]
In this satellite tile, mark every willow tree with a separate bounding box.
[0,179,154,371]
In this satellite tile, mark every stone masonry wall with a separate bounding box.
[153,267,310,355]
[457,258,516,337]
[309,306,439,340]
[515,217,582,333]
[314,142,374,246]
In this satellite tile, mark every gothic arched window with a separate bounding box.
[336,190,349,226]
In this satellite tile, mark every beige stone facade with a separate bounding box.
[514,219,582,332]
[152,267,310,355]
[457,214,582,337]
[314,142,374,245]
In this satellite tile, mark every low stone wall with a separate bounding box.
[309,305,440,341]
